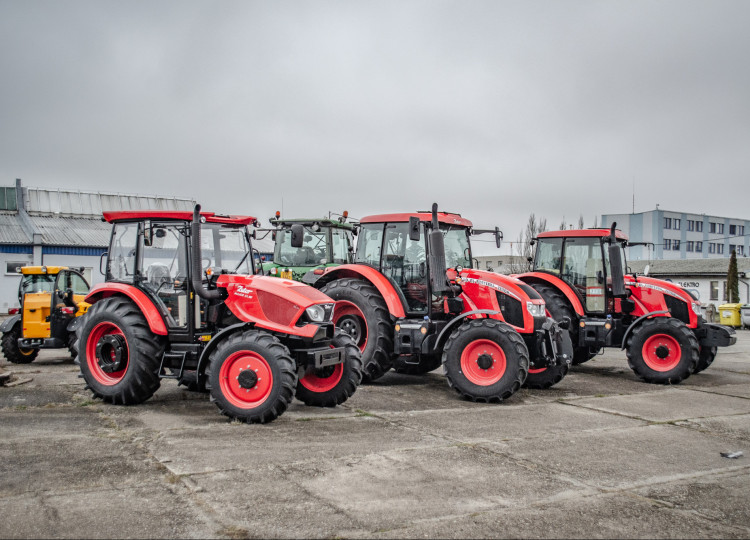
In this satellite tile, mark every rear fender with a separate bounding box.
[315,264,406,318]
[0,314,20,334]
[515,272,585,316]
[85,283,168,336]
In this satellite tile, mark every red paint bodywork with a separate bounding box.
[219,274,335,338]
[85,283,169,335]
[360,212,473,228]
[103,210,256,226]
[456,268,544,333]
[537,228,629,240]
[514,272,586,316]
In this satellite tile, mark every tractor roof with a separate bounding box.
[270,217,355,230]
[360,212,473,228]
[20,266,68,275]
[537,228,629,240]
[103,210,257,226]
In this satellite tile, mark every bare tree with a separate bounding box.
[559,216,567,230]
[577,214,585,229]
[510,214,547,273]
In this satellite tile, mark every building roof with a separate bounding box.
[628,258,750,277]
[28,215,112,247]
[25,187,194,217]
[0,212,32,244]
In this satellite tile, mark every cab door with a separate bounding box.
[50,270,90,343]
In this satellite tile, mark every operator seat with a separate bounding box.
[146,263,172,290]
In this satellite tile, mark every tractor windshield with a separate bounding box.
[535,238,563,274]
[201,223,254,274]
[275,226,328,267]
[21,274,56,295]
[441,226,471,269]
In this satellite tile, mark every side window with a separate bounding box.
[331,229,350,264]
[562,238,605,312]
[108,223,139,283]
[535,238,563,273]
[142,222,189,328]
[382,223,427,313]
[355,224,384,266]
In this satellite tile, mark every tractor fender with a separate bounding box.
[85,283,168,336]
[195,321,255,376]
[435,309,502,350]
[315,264,406,318]
[515,272,585,316]
[66,317,82,334]
[0,314,20,334]
[620,310,670,349]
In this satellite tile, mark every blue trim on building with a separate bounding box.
[43,246,108,256]
[0,245,33,254]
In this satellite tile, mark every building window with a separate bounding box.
[664,239,671,250]
[696,221,703,232]
[696,241,703,252]
[710,222,716,233]
[719,223,725,234]
[709,243,716,254]
[686,241,694,252]
[730,224,737,235]
[739,225,745,235]
[739,246,745,256]
[673,219,681,230]
[673,240,680,250]
[5,261,28,275]
[0,187,18,211]
[664,217,672,229]
[710,281,718,301]
[718,243,725,254]
[687,220,695,231]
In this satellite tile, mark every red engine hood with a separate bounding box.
[625,275,696,305]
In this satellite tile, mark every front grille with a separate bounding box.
[664,295,690,324]
[496,292,524,328]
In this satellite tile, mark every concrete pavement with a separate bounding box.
[1,331,749,538]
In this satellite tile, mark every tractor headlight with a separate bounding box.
[526,301,546,317]
[691,302,701,316]
[305,303,334,323]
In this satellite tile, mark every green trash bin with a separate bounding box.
[718,303,743,327]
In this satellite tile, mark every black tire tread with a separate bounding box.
[295,331,363,407]
[1,325,39,364]
[626,317,699,384]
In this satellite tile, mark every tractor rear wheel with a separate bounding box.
[393,354,442,375]
[78,297,163,404]
[67,331,78,362]
[207,329,297,423]
[626,317,699,384]
[320,278,394,382]
[295,330,363,407]
[443,319,529,402]
[530,283,598,364]
[693,345,717,374]
[1,325,39,364]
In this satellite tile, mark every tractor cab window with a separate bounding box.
[535,238,563,274]
[331,228,351,264]
[201,223,254,275]
[442,227,471,269]
[141,222,189,328]
[275,226,328,267]
[383,222,428,313]
[53,271,89,309]
[108,223,139,283]
[355,224,384,267]
[20,274,56,295]
[562,237,605,312]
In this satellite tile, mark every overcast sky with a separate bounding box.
[1,1,749,255]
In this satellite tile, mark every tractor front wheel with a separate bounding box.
[443,319,529,402]
[626,317,699,384]
[295,330,363,407]
[524,363,569,389]
[320,278,394,382]
[1,325,39,364]
[78,297,163,404]
[693,345,717,374]
[207,330,297,423]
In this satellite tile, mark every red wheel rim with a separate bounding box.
[642,334,681,372]
[300,364,344,392]
[460,338,507,385]
[86,321,129,385]
[219,351,273,409]
[333,301,368,352]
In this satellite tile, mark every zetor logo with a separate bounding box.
[235,285,254,299]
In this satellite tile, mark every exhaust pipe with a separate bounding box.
[428,203,450,294]
[191,204,222,300]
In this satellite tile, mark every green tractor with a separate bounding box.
[264,211,357,284]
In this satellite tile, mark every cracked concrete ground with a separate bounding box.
[1,328,749,539]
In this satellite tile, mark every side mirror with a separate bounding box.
[495,227,503,248]
[608,243,627,297]
[409,217,421,241]
[290,224,304,248]
[99,251,108,276]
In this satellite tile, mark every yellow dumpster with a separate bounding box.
[718,303,743,327]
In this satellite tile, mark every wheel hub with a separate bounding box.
[655,345,670,359]
[476,353,494,370]
[339,317,361,341]
[96,334,128,373]
[237,369,259,389]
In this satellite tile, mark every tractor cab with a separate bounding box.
[532,228,629,314]
[1,266,90,364]
[266,211,356,282]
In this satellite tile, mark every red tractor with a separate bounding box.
[313,203,573,402]
[515,225,736,384]
[75,205,362,423]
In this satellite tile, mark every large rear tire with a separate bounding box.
[207,329,297,424]
[626,317,699,384]
[295,330,363,407]
[78,297,163,404]
[443,319,529,402]
[529,283,597,365]
[320,278,394,382]
[1,325,39,364]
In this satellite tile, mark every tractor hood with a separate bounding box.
[456,268,544,303]
[218,274,335,337]
[624,275,696,306]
